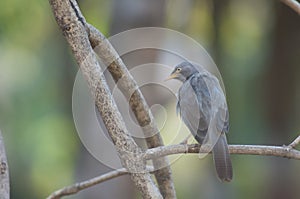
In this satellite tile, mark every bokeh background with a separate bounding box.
[0,0,300,198]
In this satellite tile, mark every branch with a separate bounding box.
[0,131,9,199]
[49,0,162,198]
[88,23,176,199]
[288,135,300,149]
[47,166,155,199]
[144,143,300,161]
[46,168,128,199]
[63,1,176,198]
[280,0,300,15]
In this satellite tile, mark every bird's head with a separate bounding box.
[165,61,198,82]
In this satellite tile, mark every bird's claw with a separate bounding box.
[180,134,192,145]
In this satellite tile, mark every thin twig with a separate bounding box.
[47,166,155,199]
[46,168,128,199]
[288,135,300,149]
[280,0,300,15]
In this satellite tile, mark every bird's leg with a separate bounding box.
[180,134,192,145]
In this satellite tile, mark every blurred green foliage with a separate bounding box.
[0,0,80,198]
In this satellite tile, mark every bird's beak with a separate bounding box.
[164,73,178,81]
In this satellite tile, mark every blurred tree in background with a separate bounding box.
[0,0,299,198]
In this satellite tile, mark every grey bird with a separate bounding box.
[166,61,233,182]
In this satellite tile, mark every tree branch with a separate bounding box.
[49,0,162,198]
[46,168,128,199]
[280,0,300,15]
[47,166,155,199]
[288,135,300,149]
[61,1,176,198]
[0,131,9,199]
[144,143,300,161]
[87,23,176,199]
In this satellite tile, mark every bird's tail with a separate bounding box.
[212,133,233,182]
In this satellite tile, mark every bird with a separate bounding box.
[166,61,233,182]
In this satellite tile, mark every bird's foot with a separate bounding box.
[180,134,192,145]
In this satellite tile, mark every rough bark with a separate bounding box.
[82,1,175,197]
[77,0,176,197]
[49,0,162,198]
[88,24,176,199]
[0,131,9,199]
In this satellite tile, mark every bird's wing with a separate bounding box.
[178,72,229,146]
[201,73,229,133]
[178,74,210,143]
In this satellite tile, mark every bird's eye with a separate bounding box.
[176,68,182,72]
